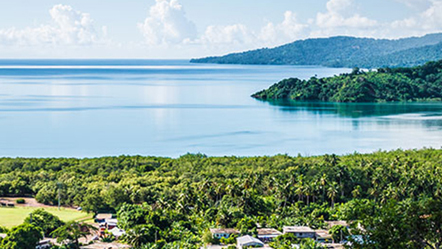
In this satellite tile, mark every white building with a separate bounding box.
[236,235,264,249]
[35,239,52,249]
[257,228,282,242]
[283,226,315,238]
[109,227,126,239]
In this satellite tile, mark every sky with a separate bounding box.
[0,0,441,59]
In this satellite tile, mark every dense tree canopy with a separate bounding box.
[0,149,442,248]
[0,223,43,249]
[24,209,65,237]
[252,60,442,102]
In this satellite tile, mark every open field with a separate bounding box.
[0,206,92,228]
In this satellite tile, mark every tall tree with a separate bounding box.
[1,223,43,249]
[51,221,97,249]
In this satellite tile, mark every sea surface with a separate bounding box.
[0,59,442,158]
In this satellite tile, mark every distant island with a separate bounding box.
[191,33,442,68]
[252,60,442,102]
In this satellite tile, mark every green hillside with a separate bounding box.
[191,33,442,68]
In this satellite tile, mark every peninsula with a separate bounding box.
[252,60,442,103]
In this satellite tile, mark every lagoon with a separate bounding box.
[0,60,441,157]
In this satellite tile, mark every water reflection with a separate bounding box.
[264,99,442,118]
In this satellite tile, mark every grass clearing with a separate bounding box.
[0,206,92,228]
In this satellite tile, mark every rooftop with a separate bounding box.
[210,228,240,234]
[315,229,332,238]
[283,226,314,233]
[95,213,113,220]
[237,235,264,245]
[257,228,282,236]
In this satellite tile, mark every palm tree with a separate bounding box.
[51,221,97,249]
[320,174,327,202]
[327,182,339,209]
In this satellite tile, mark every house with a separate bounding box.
[283,226,315,238]
[109,227,126,239]
[106,218,118,230]
[95,213,113,223]
[236,235,264,249]
[209,228,240,239]
[35,239,52,249]
[315,230,333,243]
[257,228,282,242]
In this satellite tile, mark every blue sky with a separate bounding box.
[0,0,440,58]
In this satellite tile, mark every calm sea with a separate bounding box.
[0,59,441,157]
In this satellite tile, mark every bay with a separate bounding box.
[0,59,441,157]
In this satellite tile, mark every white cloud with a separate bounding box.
[420,0,442,29]
[326,0,353,14]
[259,11,308,45]
[138,0,197,45]
[201,24,252,45]
[316,0,378,29]
[389,0,442,36]
[0,4,103,46]
[197,11,308,51]
[394,0,433,10]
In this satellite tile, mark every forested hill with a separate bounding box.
[252,60,442,102]
[190,33,442,68]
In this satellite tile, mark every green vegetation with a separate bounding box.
[252,60,442,102]
[15,198,25,204]
[0,223,43,249]
[24,209,64,237]
[51,221,97,249]
[1,149,442,248]
[0,218,94,249]
[0,206,91,228]
[191,33,442,68]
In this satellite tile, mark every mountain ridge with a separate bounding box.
[191,33,442,68]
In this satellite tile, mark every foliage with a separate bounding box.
[24,208,65,237]
[191,33,442,68]
[1,149,442,247]
[253,60,442,102]
[15,198,25,204]
[0,226,9,233]
[329,225,349,243]
[0,223,43,249]
[347,198,442,249]
[299,239,326,249]
[51,221,97,249]
[269,233,300,249]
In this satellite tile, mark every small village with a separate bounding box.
[0,208,355,249]
[206,221,350,249]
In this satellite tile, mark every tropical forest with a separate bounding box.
[1,149,442,248]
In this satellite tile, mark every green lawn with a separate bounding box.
[0,206,92,228]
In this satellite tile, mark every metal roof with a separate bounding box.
[237,235,264,246]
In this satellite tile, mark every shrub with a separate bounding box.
[16,199,25,204]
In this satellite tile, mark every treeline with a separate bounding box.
[252,59,442,102]
[191,33,442,68]
[1,149,442,248]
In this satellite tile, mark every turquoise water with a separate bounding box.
[0,60,441,157]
